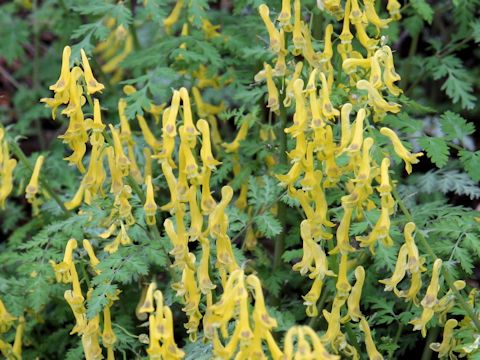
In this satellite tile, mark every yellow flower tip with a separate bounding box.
[80,49,105,94]
[380,127,423,174]
[143,175,157,226]
[50,46,71,93]
[25,155,45,203]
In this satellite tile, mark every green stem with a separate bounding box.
[392,187,480,331]
[273,102,288,272]
[344,322,363,358]
[9,140,70,216]
[420,327,440,360]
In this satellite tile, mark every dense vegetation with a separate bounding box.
[0,1,479,359]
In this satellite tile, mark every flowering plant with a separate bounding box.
[1,1,480,359]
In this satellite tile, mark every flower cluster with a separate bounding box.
[0,128,17,208]
[50,238,119,360]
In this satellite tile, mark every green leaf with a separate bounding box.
[282,249,303,263]
[439,111,475,141]
[459,150,480,182]
[418,136,450,168]
[428,55,476,110]
[254,212,282,239]
[411,0,434,24]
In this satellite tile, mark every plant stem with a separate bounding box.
[273,102,288,272]
[345,322,363,358]
[392,187,480,331]
[32,0,46,150]
[9,140,70,216]
[420,327,440,360]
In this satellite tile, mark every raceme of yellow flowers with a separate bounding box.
[0,0,475,359]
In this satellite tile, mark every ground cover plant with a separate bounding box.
[1,0,480,359]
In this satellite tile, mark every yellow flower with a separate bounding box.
[319,72,339,118]
[379,244,408,294]
[50,238,78,283]
[0,298,16,334]
[82,239,100,272]
[336,254,352,297]
[387,0,402,20]
[50,46,71,93]
[108,124,130,175]
[399,270,423,304]
[138,282,157,315]
[137,115,161,151]
[357,80,401,115]
[197,119,221,170]
[259,4,280,52]
[222,120,249,153]
[430,319,458,358]
[339,103,352,151]
[359,317,383,360]
[403,222,425,273]
[80,49,104,94]
[364,0,391,32]
[346,266,365,322]
[102,305,117,351]
[265,63,280,114]
[322,295,345,344]
[347,108,366,152]
[377,157,392,196]
[284,79,306,137]
[381,46,402,96]
[292,0,305,54]
[278,0,291,27]
[163,0,184,34]
[144,175,157,226]
[283,62,303,107]
[25,154,44,204]
[330,200,356,254]
[380,127,423,174]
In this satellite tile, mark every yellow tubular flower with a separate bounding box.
[259,4,280,52]
[349,0,363,25]
[179,87,199,141]
[11,316,25,359]
[319,72,339,118]
[347,108,365,152]
[89,99,105,145]
[379,244,408,293]
[64,179,86,210]
[198,237,216,293]
[144,175,157,226]
[338,0,353,57]
[80,49,104,94]
[292,0,305,53]
[364,0,391,31]
[359,317,383,360]
[403,222,425,273]
[347,266,365,321]
[0,298,16,334]
[0,157,17,209]
[354,22,379,54]
[285,79,306,136]
[25,154,44,203]
[421,259,442,308]
[102,305,117,356]
[338,104,352,152]
[82,239,100,271]
[137,115,161,151]
[222,120,249,153]
[265,63,280,114]
[138,282,157,315]
[322,296,345,344]
[108,124,130,175]
[283,62,303,107]
[381,46,403,96]
[163,0,184,34]
[400,270,423,305]
[336,254,352,297]
[186,185,203,240]
[387,0,402,20]
[430,318,458,357]
[274,29,287,76]
[50,46,71,93]
[357,80,401,114]
[380,127,423,174]
[377,157,392,196]
[369,54,383,89]
[331,202,356,254]
[278,0,291,27]
[303,276,323,317]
